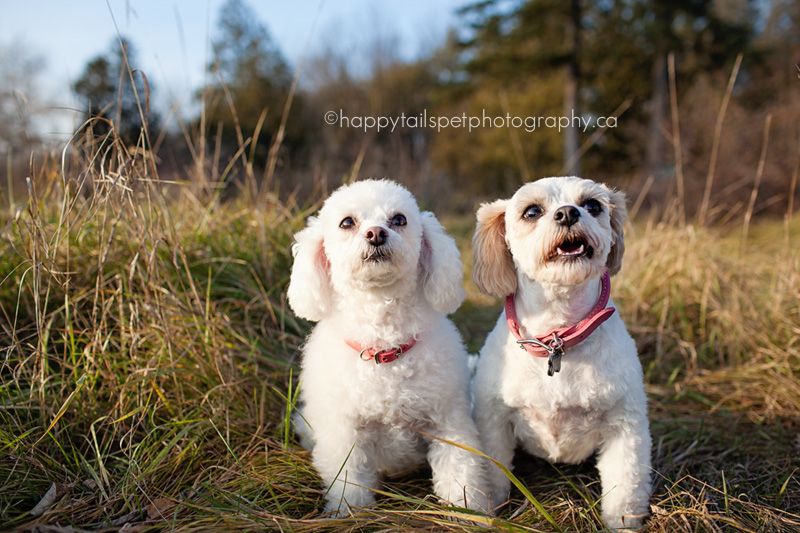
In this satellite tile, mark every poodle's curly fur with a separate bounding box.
[288,179,489,515]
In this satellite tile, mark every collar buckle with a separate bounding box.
[358,345,407,364]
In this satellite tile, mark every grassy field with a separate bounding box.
[0,137,799,532]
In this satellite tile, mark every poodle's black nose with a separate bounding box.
[365,226,388,246]
[554,206,581,227]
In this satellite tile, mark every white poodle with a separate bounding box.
[471,176,652,529]
[287,179,489,515]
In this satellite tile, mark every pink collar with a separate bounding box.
[345,339,417,364]
[505,271,616,376]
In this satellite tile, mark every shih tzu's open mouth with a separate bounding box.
[549,235,594,261]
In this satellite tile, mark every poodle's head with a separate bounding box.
[287,179,465,321]
[472,176,627,296]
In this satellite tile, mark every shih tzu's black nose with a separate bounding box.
[554,206,581,227]
[365,226,388,246]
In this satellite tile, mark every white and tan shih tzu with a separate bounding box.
[287,179,489,515]
[471,176,651,529]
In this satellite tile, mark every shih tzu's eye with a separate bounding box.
[339,216,356,229]
[582,199,603,217]
[522,204,544,220]
[391,214,407,227]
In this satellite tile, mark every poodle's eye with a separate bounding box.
[391,214,407,227]
[522,204,543,220]
[582,199,603,217]
[339,216,356,230]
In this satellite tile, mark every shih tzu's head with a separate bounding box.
[473,176,627,295]
[287,179,465,321]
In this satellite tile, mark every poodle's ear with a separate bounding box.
[472,199,516,298]
[419,211,466,315]
[287,216,332,321]
[605,189,628,276]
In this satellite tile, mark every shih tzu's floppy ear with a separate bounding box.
[419,211,466,314]
[287,216,332,321]
[472,199,517,297]
[604,188,628,276]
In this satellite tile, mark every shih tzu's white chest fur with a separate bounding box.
[479,309,641,463]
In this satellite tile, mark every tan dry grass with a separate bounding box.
[1,133,799,532]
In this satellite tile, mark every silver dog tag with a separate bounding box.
[547,346,563,376]
[517,333,565,377]
[546,333,565,376]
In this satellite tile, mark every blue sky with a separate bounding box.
[1,0,469,140]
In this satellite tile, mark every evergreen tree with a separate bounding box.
[202,0,301,166]
[458,0,585,174]
[73,37,158,145]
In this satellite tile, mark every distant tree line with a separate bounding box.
[60,0,800,216]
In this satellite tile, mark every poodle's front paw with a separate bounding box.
[323,499,353,518]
